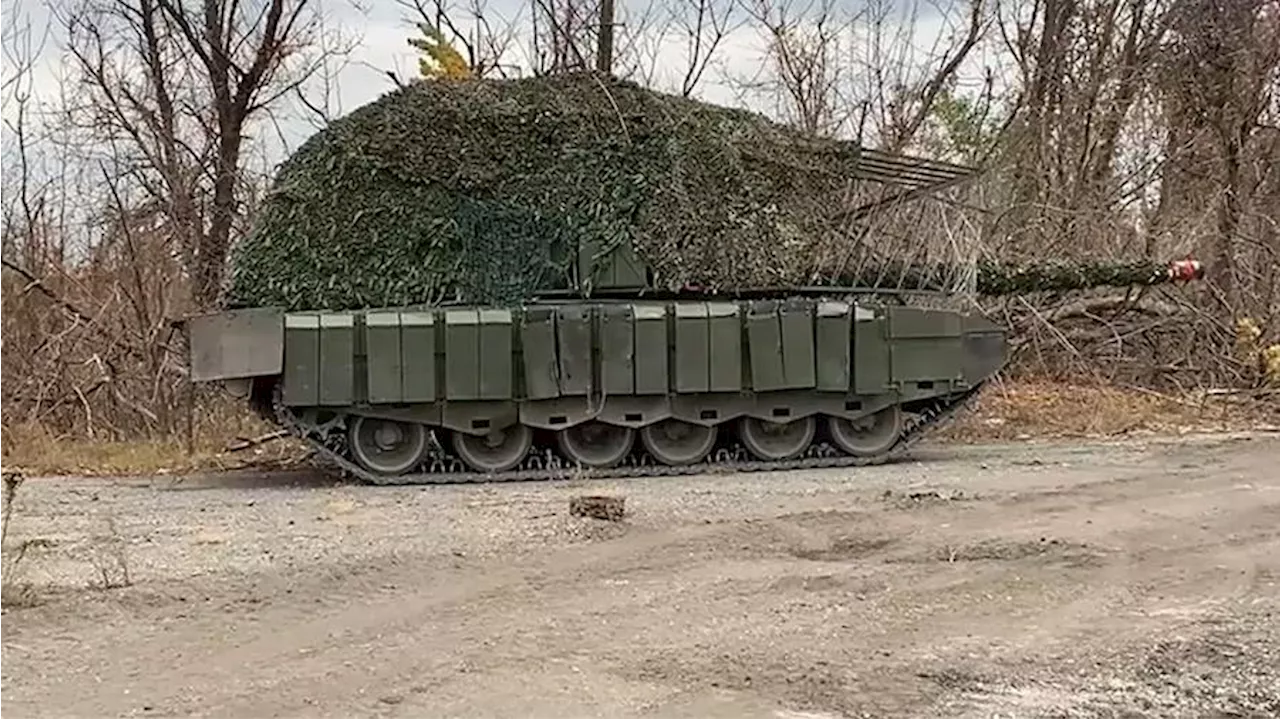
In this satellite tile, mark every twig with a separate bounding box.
[1118,383,1205,409]
[73,384,94,438]
[225,430,289,452]
[1,259,98,328]
[1016,295,1081,357]
[1205,388,1280,397]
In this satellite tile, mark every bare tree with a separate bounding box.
[529,0,599,73]
[733,0,854,136]
[3,9,176,439]
[1,11,52,267]
[668,0,741,96]
[55,0,354,309]
[989,0,1178,258]
[727,0,988,144]
[608,0,739,95]
[0,8,48,99]
[1159,0,1280,310]
[855,0,988,152]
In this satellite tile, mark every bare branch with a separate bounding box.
[56,0,356,308]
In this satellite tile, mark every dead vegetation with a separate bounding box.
[942,376,1279,443]
[1,469,139,609]
[1,471,40,608]
[84,515,132,592]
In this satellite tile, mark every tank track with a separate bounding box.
[271,387,984,486]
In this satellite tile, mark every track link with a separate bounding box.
[274,388,985,486]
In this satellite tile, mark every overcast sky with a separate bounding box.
[302,0,972,110]
[3,0,1001,165]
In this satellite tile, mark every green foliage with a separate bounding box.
[225,72,864,311]
[408,22,471,80]
[923,84,1003,165]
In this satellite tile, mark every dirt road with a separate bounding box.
[3,432,1279,719]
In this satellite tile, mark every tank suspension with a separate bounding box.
[271,387,984,487]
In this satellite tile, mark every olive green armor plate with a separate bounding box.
[188,298,1005,436]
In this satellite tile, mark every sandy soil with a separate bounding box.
[2,432,1278,719]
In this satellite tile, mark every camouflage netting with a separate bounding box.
[840,259,1201,297]
[225,71,867,311]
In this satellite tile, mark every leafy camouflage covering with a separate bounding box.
[225,71,864,311]
[973,259,1196,296]
[223,71,1201,311]
[836,259,1201,296]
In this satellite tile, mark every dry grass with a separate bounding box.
[2,470,40,608]
[944,376,1279,442]
[0,408,307,477]
[1,377,1275,478]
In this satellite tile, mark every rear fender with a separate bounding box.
[186,307,284,383]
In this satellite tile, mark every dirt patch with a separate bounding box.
[788,535,897,561]
[625,651,867,717]
[916,666,991,691]
[766,573,852,593]
[770,509,869,525]
[944,612,1280,718]
[2,433,1278,719]
[892,537,1105,567]
[880,488,978,509]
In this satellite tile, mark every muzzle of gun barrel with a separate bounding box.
[1168,258,1205,283]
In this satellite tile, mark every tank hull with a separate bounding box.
[187,296,1006,483]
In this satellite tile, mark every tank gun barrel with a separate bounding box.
[972,257,1205,296]
[1166,258,1205,283]
[822,257,1206,297]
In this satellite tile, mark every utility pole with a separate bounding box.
[596,0,615,74]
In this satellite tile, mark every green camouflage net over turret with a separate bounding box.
[225,71,866,311]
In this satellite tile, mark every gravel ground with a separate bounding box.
[2,431,1278,719]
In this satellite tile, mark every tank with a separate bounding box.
[186,294,1007,484]
[183,130,1202,484]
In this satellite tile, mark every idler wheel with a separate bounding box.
[640,419,717,466]
[739,416,816,461]
[556,421,635,468]
[827,406,903,457]
[347,416,430,476]
[451,424,533,473]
